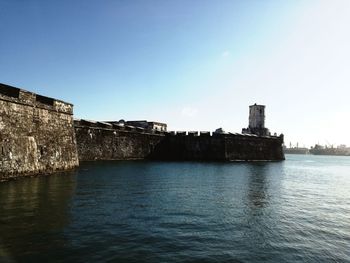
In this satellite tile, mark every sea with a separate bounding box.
[0,154,349,263]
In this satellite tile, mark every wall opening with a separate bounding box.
[36,95,54,106]
[0,83,20,98]
[39,146,44,156]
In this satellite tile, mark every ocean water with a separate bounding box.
[0,154,350,263]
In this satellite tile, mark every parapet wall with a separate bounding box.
[0,83,79,181]
[0,83,73,115]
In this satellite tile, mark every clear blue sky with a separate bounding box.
[1,0,350,147]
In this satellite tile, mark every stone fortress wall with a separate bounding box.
[74,119,165,161]
[0,83,284,181]
[75,121,284,162]
[0,83,79,181]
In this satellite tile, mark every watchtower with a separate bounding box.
[242,103,270,136]
[249,104,265,130]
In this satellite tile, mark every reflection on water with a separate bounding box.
[0,172,76,262]
[0,156,350,262]
[247,163,270,208]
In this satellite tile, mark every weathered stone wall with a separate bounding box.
[75,121,285,162]
[74,120,164,161]
[0,83,79,181]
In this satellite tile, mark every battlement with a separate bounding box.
[0,83,73,115]
[166,130,283,140]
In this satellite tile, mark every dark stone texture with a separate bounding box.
[149,133,284,161]
[0,83,79,181]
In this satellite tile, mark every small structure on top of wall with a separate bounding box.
[242,103,271,136]
[106,120,167,132]
[0,83,79,181]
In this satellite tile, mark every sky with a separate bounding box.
[1,0,350,147]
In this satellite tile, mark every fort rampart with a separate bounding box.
[0,83,79,181]
[75,121,284,162]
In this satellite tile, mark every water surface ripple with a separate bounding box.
[1,155,350,262]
